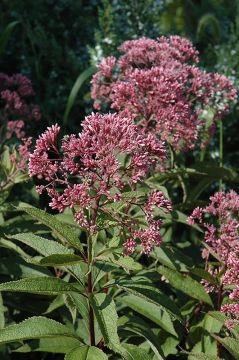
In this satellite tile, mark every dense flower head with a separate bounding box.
[91,36,237,151]
[29,113,170,254]
[189,191,239,320]
[0,72,41,141]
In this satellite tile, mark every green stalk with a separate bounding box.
[87,234,95,346]
[219,119,223,192]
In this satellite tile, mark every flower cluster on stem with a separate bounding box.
[0,72,40,141]
[29,113,171,254]
[91,36,237,151]
[189,191,239,323]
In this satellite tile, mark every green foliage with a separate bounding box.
[65,346,108,360]
[0,316,80,344]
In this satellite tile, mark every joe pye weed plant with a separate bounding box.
[0,35,238,360]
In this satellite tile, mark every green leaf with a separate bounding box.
[69,293,89,324]
[90,293,124,355]
[0,21,20,56]
[116,280,182,321]
[0,190,10,206]
[0,293,5,329]
[212,335,239,360]
[208,311,239,337]
[188,352,219,360]
[172,210,202,232]
[0,254,51,278]
[10,232,73,256]
[122,344,153,360]
[65,345,108,360]
[0,316,79,345]
[39,254,83,266]
[63,66,96,125]
[201,313,222,354]
[119,316,164,359]
[118,294,177,336]
[197,14,220,42]
[152,245,193,271]
[18,207,83,252]
[0,237,28,257]
[190,268,219,286]
[192,164,239,183]
[157,266,213,306]
[97,255,142,272]
[15,337,82,354]
[0,277,78,295]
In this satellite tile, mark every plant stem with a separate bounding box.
[217,284,223,357]
[88,270,95,346]
[219,119,223,192]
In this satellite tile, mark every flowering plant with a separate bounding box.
[0,36,238,360]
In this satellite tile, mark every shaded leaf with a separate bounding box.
[39,254,83,266]
[212,335,239,360]
[118,294,177,336]
[158,266,213,306]
[116,280,182,321]
[65,345,108,360]
[63,66,96,125]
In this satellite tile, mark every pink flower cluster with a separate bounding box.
[0,73,41,141]
[29,113,170,254]
[91,36,237,151]
[189,191,239,320]
[124,191,172,254]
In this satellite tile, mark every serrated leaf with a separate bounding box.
[90,293,125,356]
[122,344,154,360]
[0,277,78,295]
[116,280,182,321]
[14,337,81,354]
[118,294,177,336]
[188,352,219,360]
[0,316,79,345]
[10,233,73,256]
[39,254,83,266]
[157,266,213,306]
[69,293,89,324]
[65,345,108,360]
[18,207,83,252]
[64,294,77,324]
